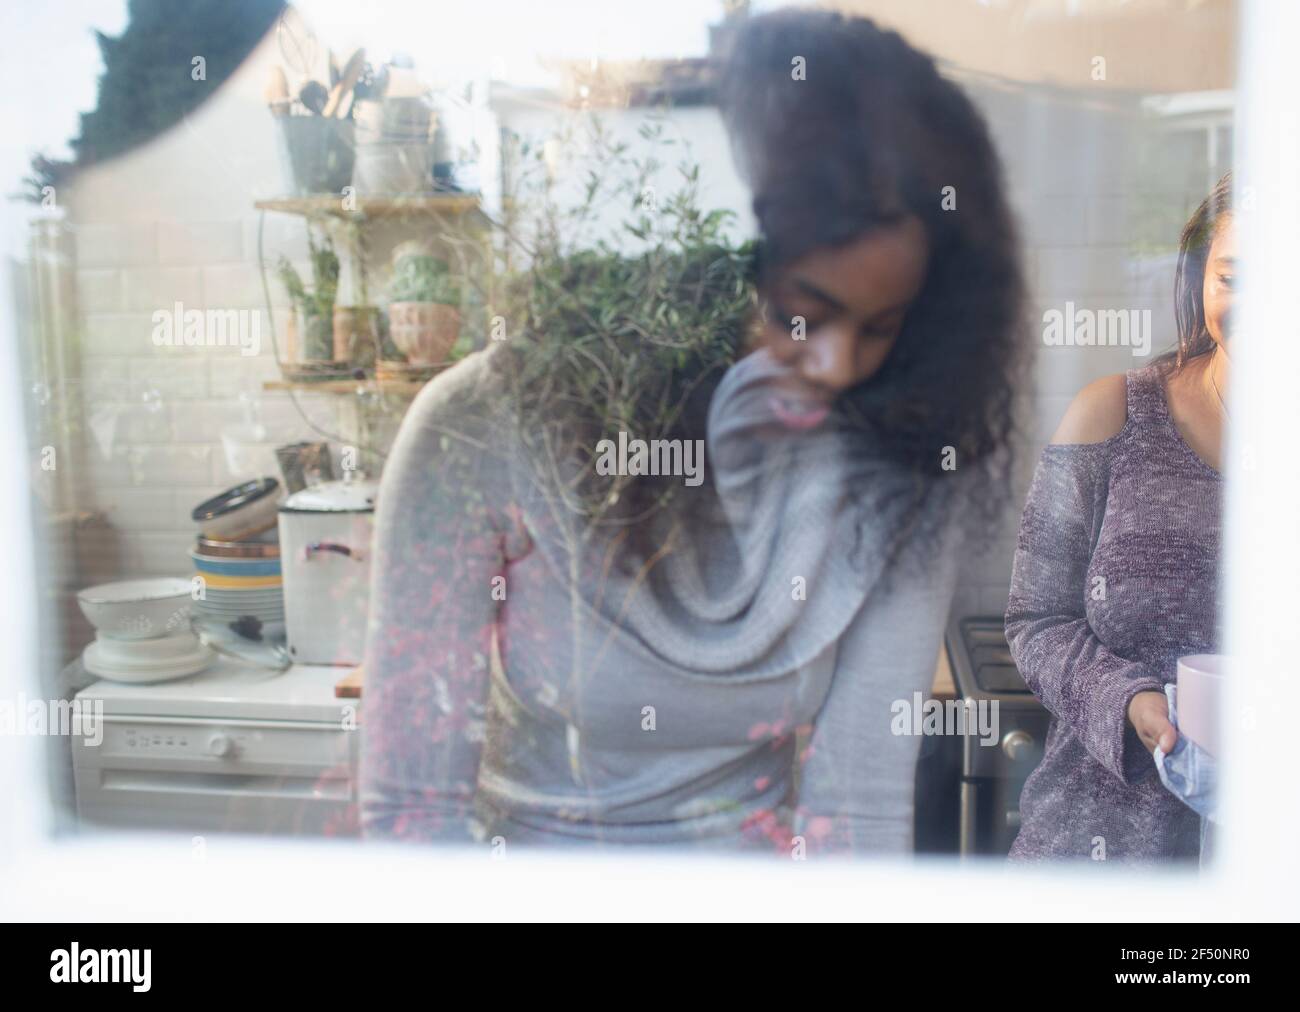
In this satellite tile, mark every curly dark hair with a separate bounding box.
[717,8,1027,527]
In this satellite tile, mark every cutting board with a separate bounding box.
[335,666,363,698]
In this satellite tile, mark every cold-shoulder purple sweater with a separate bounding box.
[1005,364,1221,862]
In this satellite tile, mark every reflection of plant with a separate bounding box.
[277,230,339,319]
[501,117,758,531]
[512,240,755,525]
[389,255,461,306]
[483,118,759,780]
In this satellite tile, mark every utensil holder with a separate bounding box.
[276,117,355,196]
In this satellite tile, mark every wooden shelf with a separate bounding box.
[254,194,484,403]
[255,193,489,226]
[262,377,431,397]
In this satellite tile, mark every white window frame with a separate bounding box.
[1,0,1297,920]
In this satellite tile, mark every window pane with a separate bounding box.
[1,0,1257,884]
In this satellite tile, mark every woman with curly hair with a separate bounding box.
[360,7,1026,855]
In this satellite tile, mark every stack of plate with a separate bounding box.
[77,577,215,683]
[84,628,215,682]
[191,540,284,631]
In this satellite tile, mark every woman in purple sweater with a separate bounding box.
[1006,174,1233,862]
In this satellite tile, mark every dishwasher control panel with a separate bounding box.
[76,717,354,773]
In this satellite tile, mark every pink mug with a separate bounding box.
[1176,654,1226,757]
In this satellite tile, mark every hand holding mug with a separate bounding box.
[1128,690,1178,755]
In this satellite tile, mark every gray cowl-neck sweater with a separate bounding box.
[360,345,961,855]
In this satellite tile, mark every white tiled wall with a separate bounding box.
[61,34,341,579]
[950,75,1225,620]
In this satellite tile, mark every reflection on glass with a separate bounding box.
[5,0,1238,869]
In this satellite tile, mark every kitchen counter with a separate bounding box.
[331,648,960,701]
[77,659,354,723]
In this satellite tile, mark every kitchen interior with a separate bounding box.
[12,0,1236,856]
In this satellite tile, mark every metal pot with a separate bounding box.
[275,116,356,197]
[277,476,377,666]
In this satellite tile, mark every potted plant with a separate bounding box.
[386,252,461,366]
[277,231,340,363]
[332,304,382,370]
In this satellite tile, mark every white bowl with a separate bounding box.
[76,578,194,640]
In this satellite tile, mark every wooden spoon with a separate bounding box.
[265,66,290,117]
[323,48,366,118]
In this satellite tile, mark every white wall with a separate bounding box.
[491,99,756,248]
[64,30,338,580]
[951,72,1230,619]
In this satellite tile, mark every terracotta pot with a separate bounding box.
[333,305,381,368]
[387,302,460,365]
[294,308,333,362]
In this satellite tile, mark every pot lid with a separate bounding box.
[280,477,377,513]
[192,617,291,672]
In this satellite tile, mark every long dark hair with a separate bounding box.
[1172,171,1233,369]
[716,7,1027,541]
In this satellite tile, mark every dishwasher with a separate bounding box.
[71,659,359,838]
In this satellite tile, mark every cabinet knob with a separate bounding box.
[1001,729,1034,761]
